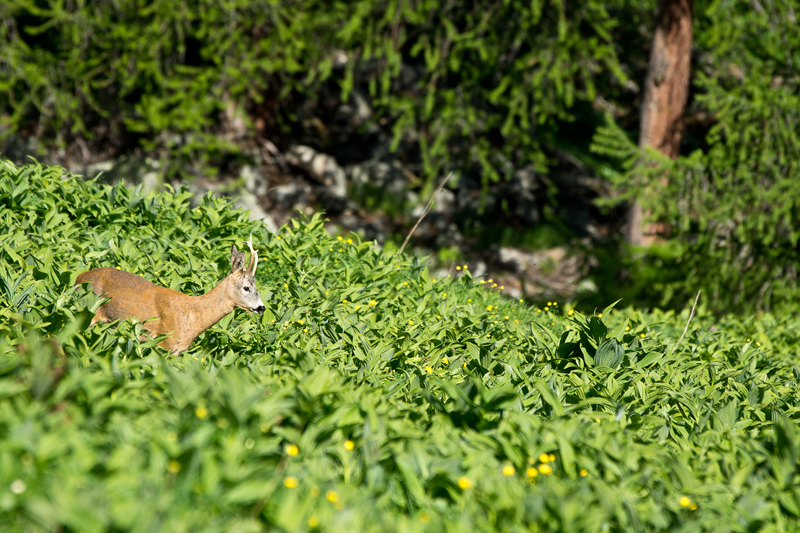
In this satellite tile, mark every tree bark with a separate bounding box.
[627,0,694,246]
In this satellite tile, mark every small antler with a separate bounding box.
[245,234,258,277]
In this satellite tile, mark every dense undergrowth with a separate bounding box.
[1,160,799,532]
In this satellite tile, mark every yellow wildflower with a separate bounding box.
[284,476,298,488]
[287,444,299,456]
[502,464,515,476]
[457,477,471,489]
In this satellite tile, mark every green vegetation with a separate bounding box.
[591,0,800,314]
[3,0,800,313]
[3,161,800,532]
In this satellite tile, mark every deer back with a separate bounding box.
[76,267,191,330]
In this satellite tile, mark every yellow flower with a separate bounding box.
[347,238,352,244]
[369,300,377,306]
[443,293,447,297]
[338,249,343,252]
[679,496,691,507]
[568,309,574,316]
[640,333,646,338]
[167,460,181,473]
[287,444,299,456]
[537,309,541,313]
[526,467,538,478]
[514,320,519,324]
[284,476,298,488]
[625,326,630,331]
[539,453,550,463]
[342,299,347,303]
[486,305,492,311]
[598,313,603,318]
[276,236,281,239]
[457,477,471,489]
[463,265,468,270]
[456,266,461,270]
[442,357,449,364]
[195,406,208,419]
[544,306,549,311]
[502,464,515,476]
[580,469,588,477]
[488,279,493,283]
[337,236,343,240]
[519,298,523,302]
[467,298,472,302]
[308,515,319,527]
[548,453,556,462]
[326,490,339,502]
[425,366,433,374]
[408,320,414,325]
[538,464,553,475]
[344,440,354,451]
[486,334,491,338]
[690,503,698,511]
[436,315,441,319]
[500,285,504,289]
[355,306,360,310]
[304,328,309,332]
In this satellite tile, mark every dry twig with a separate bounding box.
[398,172,453,255]
[671,290,701,354]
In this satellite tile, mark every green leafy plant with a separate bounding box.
[1,159,799,532]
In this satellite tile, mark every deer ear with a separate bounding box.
[231,251,247,272]
[230,244,239,267]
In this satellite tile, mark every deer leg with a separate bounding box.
[89,308,110,327]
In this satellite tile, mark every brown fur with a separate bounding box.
[76,256,263,354]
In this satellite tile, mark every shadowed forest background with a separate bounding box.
[2,0,799,315]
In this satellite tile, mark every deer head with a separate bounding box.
[228,234,265,313]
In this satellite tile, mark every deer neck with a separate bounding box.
[190,276,237,336]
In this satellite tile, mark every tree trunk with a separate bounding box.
[627,0,694,246]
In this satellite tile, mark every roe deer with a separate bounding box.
[75,235,265,354]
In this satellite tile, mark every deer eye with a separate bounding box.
[244,286,251,292]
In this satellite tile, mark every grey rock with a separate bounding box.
[348,160,409,196]
[271,183,309,208]
[232,189,278,233]
[240,165,268,197]
[286,145,347,199]
[84,155,163,193]
[334,89,373,131]
[431,188,456,217]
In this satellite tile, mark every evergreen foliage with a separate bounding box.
[0,0,641,179]
[2,160,800,531]
[591,0,800,313]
